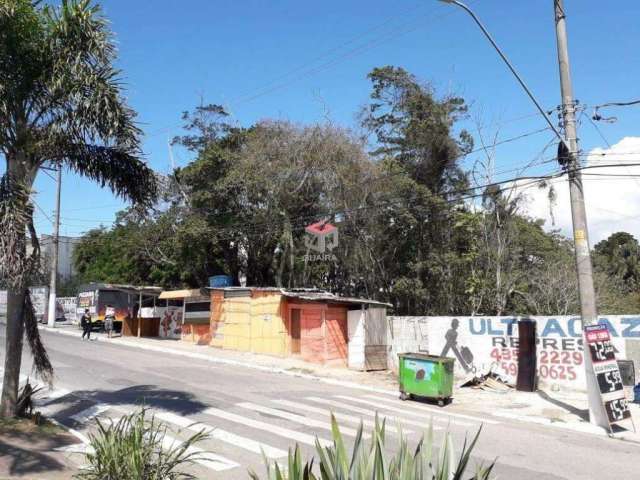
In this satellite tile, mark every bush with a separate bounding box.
[75,407,208,480]
[250,415,495,480]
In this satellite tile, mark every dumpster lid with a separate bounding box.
[398,352,454,363]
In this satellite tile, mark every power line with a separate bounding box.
[33,199,54,224]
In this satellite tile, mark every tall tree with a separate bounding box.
[360,66,474,314]
[0,0,156,416]
[593,232,640,290]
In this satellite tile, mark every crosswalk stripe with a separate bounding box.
[237,402,365,439]
[203,406,332,447]
[363,395,498,425]
[70,403,110,424]
[272,399,412,435]
[162,433,238,472]
[34,387,71,406]
[155,410,287,459]
[305,396,442,432]
[335,395,475,427]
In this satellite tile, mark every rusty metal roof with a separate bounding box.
[204,286,390,307]
[281,290,391,308]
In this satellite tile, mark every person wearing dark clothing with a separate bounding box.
[81,309,92,340]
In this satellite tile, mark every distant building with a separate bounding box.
[40,234,81,280]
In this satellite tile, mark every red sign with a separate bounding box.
[584,323,631,425]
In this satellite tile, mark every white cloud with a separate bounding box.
[517,136,640,245]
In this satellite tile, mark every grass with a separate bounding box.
[0,416,64,437]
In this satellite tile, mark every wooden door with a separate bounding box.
[291,308,301,354]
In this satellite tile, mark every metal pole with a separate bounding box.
[553,0,607,428]
[47,166,62,328]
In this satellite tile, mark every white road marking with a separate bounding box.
[492,410,606,435]
[34,387,71,406]
[335,395,476,427]
[305,396,442,432]
[272,399,412,435]
[363,395,498,425]
[203,406,332,447]
[155,410,287,459]
[70,404,111,424]
[162,434,238,472]
[54,443,92,454]
[237,402,365,438]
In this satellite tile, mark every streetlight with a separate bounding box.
[437,0,566,147]
[439,0,609,429]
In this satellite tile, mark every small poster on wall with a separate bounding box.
[584,324,632,426]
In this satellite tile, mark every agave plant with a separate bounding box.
[250,415,495,480]
[75,407,208,480]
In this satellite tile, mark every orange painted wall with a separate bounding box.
[325,307,348,366]
[210,290,225,348]
[300,307,325,364]
[292,302,348,366]
[181,323,211,345]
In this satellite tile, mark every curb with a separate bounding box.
[40,326,639,441]
[39,326,399,397]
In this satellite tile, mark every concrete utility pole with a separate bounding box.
[553,0,608,428]
[47,165,62,328]
[438,0,608,428]
[553,0,596,326]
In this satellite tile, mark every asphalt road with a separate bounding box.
[1,325,638,479]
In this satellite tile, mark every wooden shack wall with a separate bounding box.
[250,291,287,357]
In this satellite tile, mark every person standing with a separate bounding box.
[81,309,92,340]
[104,305,115,339]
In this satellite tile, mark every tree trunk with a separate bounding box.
[1,289,26,417]
[1,151,36,417]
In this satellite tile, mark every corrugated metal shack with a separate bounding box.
[209,287,390,368]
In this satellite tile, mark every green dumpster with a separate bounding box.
[398,353,454,406]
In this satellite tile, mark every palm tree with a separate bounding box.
[0,0,157,416]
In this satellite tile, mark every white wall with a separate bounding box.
[389,316,640,391]
[348,307,389,371]
[386,316,429,371]
[40,235,80,281]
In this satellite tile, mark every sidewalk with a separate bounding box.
[39,324,399,393]
[0,417,79,479]
[40,324,640,442]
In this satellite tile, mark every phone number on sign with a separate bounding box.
[490,348,583,380]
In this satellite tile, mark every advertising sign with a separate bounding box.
[584,324,631,425]
[77,290,96,315]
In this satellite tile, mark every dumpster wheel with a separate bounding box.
[399,391,410,401]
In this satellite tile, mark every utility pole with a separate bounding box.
[553,0,608,428]
[47,165,62,328]
[438,0,610,429]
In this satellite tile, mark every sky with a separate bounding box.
[27,0,640,244]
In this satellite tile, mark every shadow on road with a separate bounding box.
[50,385,210,417]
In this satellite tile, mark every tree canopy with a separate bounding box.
[72,66,640,317]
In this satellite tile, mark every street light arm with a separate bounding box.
[441,0,567,147]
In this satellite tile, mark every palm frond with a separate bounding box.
[60,143,157,207]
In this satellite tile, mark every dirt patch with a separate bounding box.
[0,417,79,479]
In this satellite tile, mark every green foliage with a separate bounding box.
[76,407,208,480]
[594,232,640,291]
[70,64,640,317]
[250,415,495,480]
[0,0,158,414]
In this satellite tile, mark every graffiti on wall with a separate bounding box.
[428,316,640,389]
[159,306,183,339]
